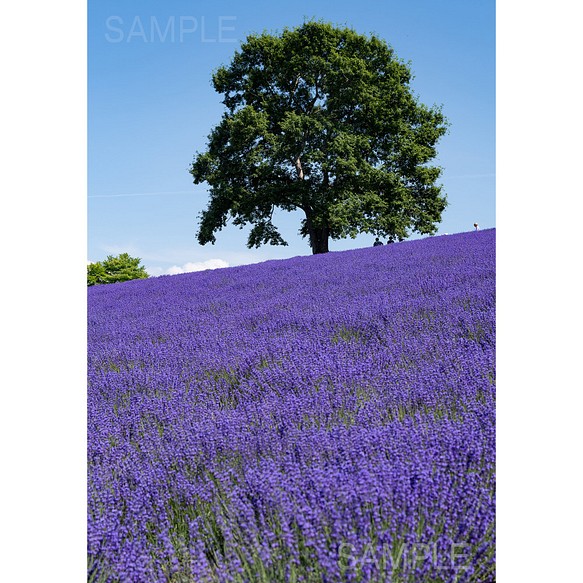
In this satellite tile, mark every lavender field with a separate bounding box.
[88,229,495,582]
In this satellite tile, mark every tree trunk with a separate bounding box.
[310,227,329,254]
[307,219,329,254]
[297,158,329,254]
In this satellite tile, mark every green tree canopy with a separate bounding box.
[87,253,149,286]
[190,21,448,254]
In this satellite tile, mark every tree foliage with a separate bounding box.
[87,253,149,286]
[190,21,449,254]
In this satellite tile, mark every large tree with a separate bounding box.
[190,21,448,254]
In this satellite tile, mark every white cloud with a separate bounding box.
[147,259,229,277]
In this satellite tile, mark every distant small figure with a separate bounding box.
[473,223,479,231]
[373,237,383,247]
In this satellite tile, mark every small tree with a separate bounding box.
[87,253,149,286]
[190,21,448,254]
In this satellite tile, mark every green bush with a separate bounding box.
[87,253,148,286]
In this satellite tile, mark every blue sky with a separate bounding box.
[88,0,495,275]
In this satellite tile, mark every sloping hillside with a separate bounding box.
[88,229,495,582]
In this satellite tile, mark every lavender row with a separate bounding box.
[88,229,495,582]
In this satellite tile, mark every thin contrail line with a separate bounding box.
[88,174,495,199]
[88,190,198,199]
[444,173,496,179]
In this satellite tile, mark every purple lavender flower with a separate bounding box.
[88,230,496,582]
